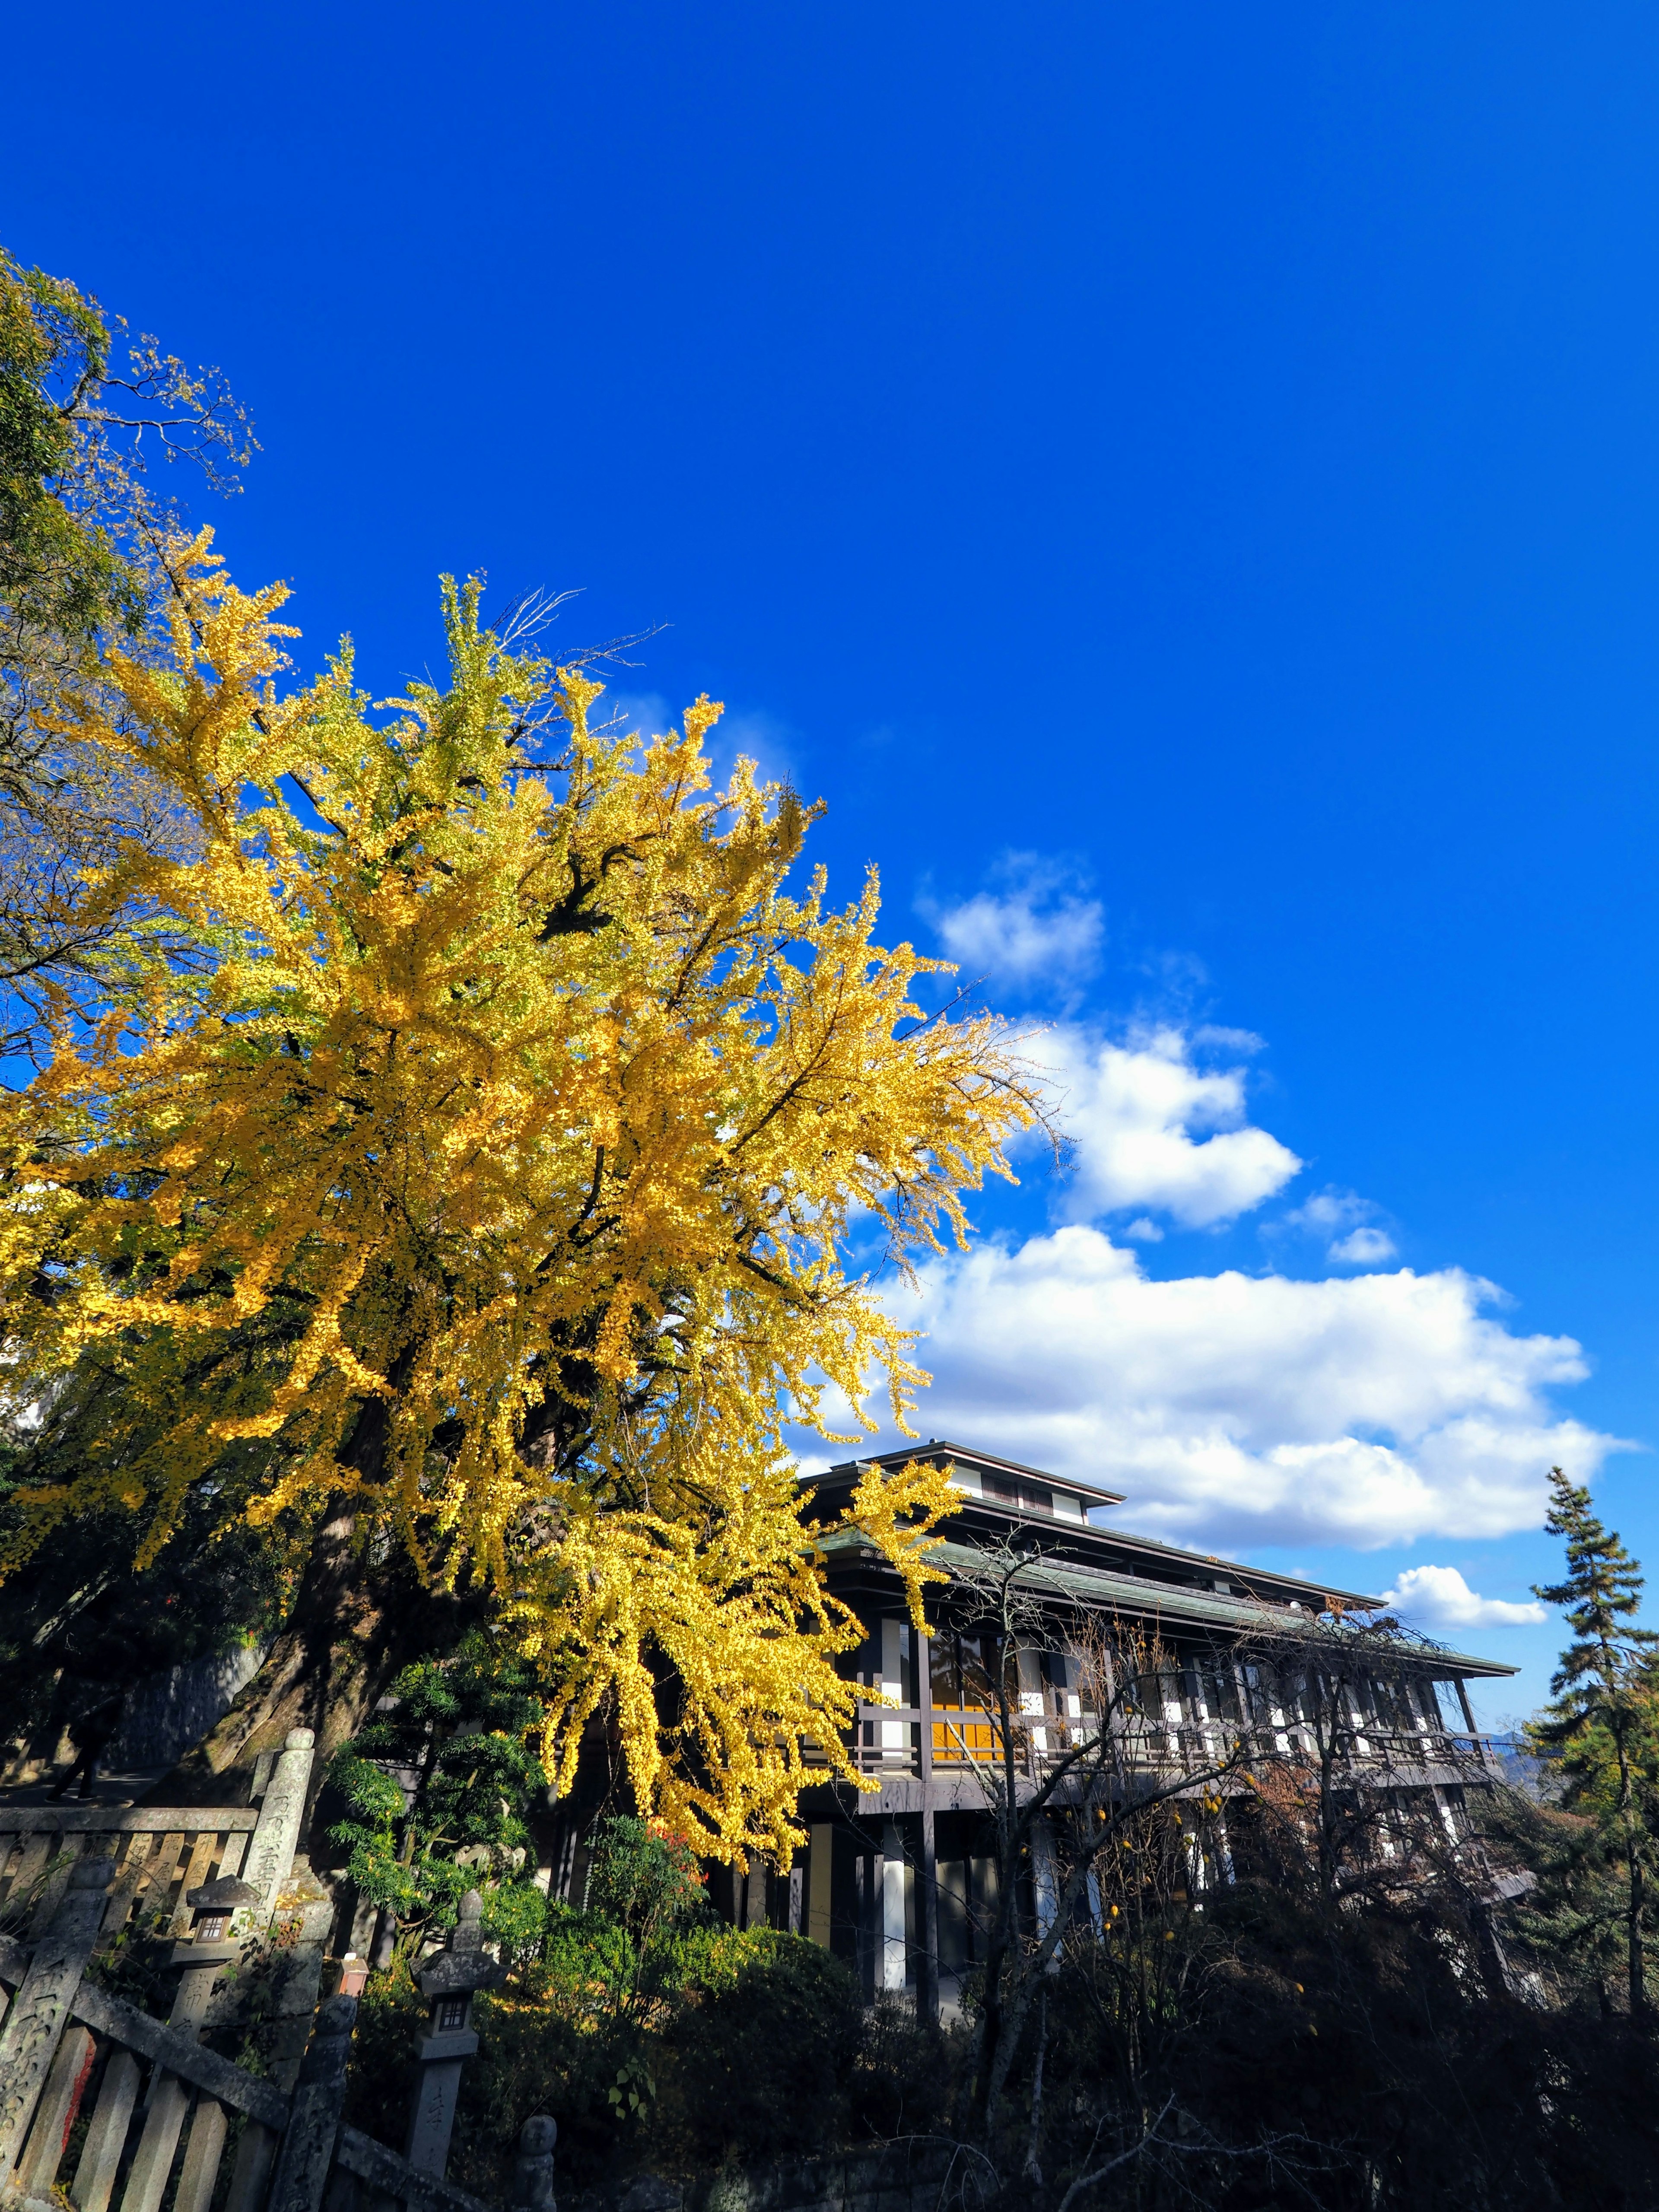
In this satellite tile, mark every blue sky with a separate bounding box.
[9,0,1659,1720]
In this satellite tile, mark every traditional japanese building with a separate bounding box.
[699,1440,1517,2015]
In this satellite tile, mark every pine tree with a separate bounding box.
[1531,1466,1659,2021]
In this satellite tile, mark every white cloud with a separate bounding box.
[1281,1188,1398,1266]
[1330,1226,1398,1265]
[1378,1564,1548,1630]
[1030,1026,1301,1229]
[867,1226,1622,1551]
[920,854,1103,994]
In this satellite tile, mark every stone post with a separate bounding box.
[266,1994,358,2212]
[512,2115,557,2212]
[16,2023,95,2196]
[404,1893,502,2177]
[239,1729,318,1930]
[71,2049,140,2212]
[0,1856,114,2178]
[121,1874,264,2212]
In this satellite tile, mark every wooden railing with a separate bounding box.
[848,1698,1482,1786]
[0,1733,556,2212]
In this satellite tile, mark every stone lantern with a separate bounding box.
[405,1891,502,2176]
[175,1876,263,1966]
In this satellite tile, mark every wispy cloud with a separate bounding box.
[607,692,799,795]
[1281,1189,1398,1267]
[918,853,1103,998]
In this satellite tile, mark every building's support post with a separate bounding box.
[1211,1808,1236,1887]
[880,1621,909,1763]
[1031,1818,1060,1946]
[852,1847,871,2001]
[1451,1677,1493,1768]
[743,1862,767,1931]
[0,1856,115,2179]
[786,1857,804,1936]
[806,1827,833,1948]
[879,1821,907,1993]
[917,1630,940,2024]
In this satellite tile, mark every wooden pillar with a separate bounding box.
[917,1629,940,2024]
[806,1827,833,1947]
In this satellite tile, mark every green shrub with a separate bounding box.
[656,1927,863,2167]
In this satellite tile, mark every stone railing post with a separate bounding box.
[0,1855,114,2178]
[405,1892,502,2177]
[14,2023,94,2197]
[238,1728,317,1931]
[512,2116,557,2212]
[121,1872,267,2212]
[266,1994,358,2212]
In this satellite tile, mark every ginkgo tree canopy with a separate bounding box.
[0,539,1039,1857]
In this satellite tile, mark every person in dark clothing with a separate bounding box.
[49,1686,125,1800]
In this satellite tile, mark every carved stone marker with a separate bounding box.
[16,2022,94,2195]
[240,1728,317,1929]
[0,1856,114,2178]
[267,1993,358,2212]
[512,2114,557,2212]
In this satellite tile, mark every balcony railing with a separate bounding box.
[843,1697,1484,1786]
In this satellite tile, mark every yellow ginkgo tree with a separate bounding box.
[0,538,1039,1858]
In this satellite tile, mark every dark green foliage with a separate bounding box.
[0,248,140,648]
[961,1871,1659,2209]
[1532,1465,1659,1760]
[327,1635,551,1949]
[655,1927,865,2166]
[343,1818,869,2200]
[1527,1466,1659,2016]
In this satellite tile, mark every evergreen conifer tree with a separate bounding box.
[1531,1466,1659,2021]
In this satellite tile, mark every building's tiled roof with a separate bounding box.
[814,1526,1517,1681]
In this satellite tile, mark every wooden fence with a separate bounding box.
[0,1731,553,2212]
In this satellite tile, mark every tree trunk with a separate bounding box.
[149,1511,473,1806]
[1630,1836,1647,2024]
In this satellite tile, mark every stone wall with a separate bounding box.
[103,1643,269,1771]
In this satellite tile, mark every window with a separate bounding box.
[929,1633,996,1761]
[437,1995,467,2032]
